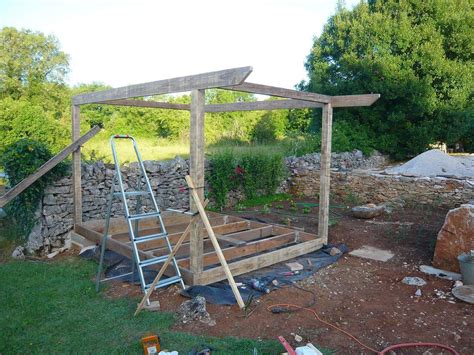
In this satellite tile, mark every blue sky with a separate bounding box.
[1,0,359,89]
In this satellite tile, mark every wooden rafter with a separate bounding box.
[98,99,191,110]
[72,66,253,105]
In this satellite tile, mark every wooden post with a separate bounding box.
[72,105,82,225]
[318,103,333,243]
[189,89,205,277]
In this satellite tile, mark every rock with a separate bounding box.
[433,204,474,273]
[402,277,427,286]
[11,246,25,260]
[419,265,462,281]
[176,296,215,326]
[294,334,303,342]
[329,247,342,256]
[415,289,422,297]
[286,262,304,271]
[350,245,394,262]
[143,300,161,312]
[351,204,385,219]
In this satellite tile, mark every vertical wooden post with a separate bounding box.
[189,89,205,277]
[72,105,82,225]
[318,103,333,243]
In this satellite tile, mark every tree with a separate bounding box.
[302,0,474,158]
[0,27,69,100]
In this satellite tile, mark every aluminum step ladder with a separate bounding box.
[95,134,185,297]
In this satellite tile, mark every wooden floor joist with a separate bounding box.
[76,211,323,286]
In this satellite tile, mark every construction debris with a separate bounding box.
[176,296,216,326]
[286,262,304,272]
[419,265,461,281]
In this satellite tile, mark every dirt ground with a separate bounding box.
[104,199,473,354]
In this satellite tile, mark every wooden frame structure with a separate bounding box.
[71,66,379,285]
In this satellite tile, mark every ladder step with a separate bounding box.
[114,191,151,197]
[139,255,169,268]
[145,275,182,290]
[134,232,167,243]
[128,211,161,221]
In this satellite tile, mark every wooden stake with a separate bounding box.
[134,200,208,316]
[185,175,245,309]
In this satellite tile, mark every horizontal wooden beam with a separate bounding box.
[194,238,324,285]
[224,82,331,104]
[98,99,191,110]
[331,94,380,107]
[0,126,101,208]
[205,99,323,112]
[72,66,253,105]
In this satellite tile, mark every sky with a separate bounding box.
[1,0,359,90]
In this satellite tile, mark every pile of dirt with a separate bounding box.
[385,149,474,178]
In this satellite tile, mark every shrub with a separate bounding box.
[207,150,287,210]
[0,139,67,239]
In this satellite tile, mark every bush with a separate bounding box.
[207,150,287,210]
[251,111,288,143]
[0,139,67,239]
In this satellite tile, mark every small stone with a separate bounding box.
[402,277,427,286]
[294,334,303,342]
[329,247,342,256]
[11,246,25,260]
[454,280,463,288]
[272,279,279,286]
[415,289,422,297]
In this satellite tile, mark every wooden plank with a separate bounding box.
[205,99,323,112]
[216,234,246,246]
[0,126,100,208]
[224,82,331,104]
[186,175,245,308]
[72,105,82,224]
[195,238,324,285]
[331,94,380,107]
[179,232,307,269]
[98,99,190,110]
[72,66,253,105]
[134,220,250,252]
[318,103,333,243]
[74,224,176,275]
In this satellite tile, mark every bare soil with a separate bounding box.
[105,199,473,354]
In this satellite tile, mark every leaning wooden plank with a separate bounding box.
[223,82,331,104]
[186,175,245,309]
[205,99,323,112]
[134,200,208,316]
[0,126,101,208]
[331,94,380,107]
[195,238,324,285]
[98,99,191,110]
[72,66,253,105]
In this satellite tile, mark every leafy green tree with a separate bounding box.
[0,27,69,100]
[302,0,474,158]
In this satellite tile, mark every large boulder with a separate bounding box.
[433,204,474,273]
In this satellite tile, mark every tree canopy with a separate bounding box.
[302,0,474,158]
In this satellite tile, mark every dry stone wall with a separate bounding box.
[24,150,473,254]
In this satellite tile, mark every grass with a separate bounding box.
[0,258,282,354]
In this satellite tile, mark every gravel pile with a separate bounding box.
[385,149,474,178]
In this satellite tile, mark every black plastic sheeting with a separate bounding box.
[81,243,348,305]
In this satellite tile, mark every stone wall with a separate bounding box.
[288,170,474,208]
[23,149,473,254]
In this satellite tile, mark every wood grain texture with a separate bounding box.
[0,126,100,208]
[98,99,191,110]
[318,103,333,243]
[72,105,83,224]
[72,66,252,105]
[205,99,323,112]
[224,82,331,104]
[331,94,380,107]
[194,239,324,285]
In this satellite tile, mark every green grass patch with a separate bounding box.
[240,193,292,208]
[0,259,281,354]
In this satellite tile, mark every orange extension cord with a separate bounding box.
[266,303,460,355]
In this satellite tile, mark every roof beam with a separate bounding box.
[205,99,322,112]
[98,99,190,110]
[72,66,253,105]
[223,82,331,104]
[331,94,380,107]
